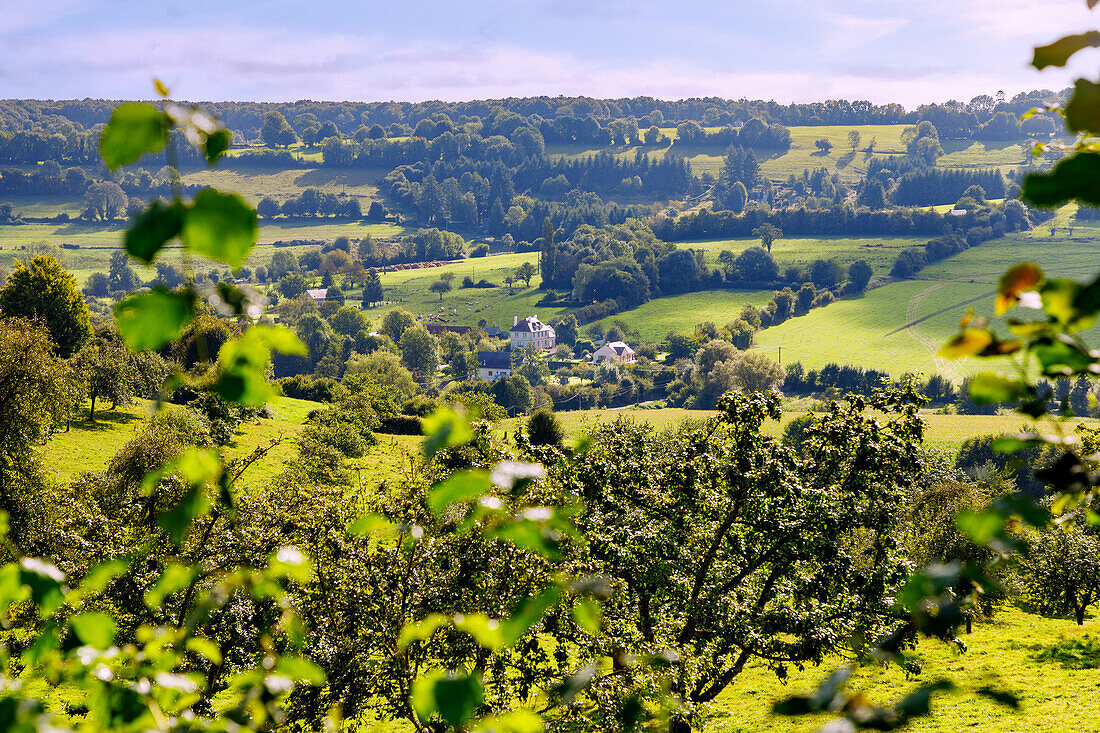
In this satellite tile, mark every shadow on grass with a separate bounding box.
[836,150,857,169]
[1030,633,1100,670]
[940,138,1022,155]
[70,410,144,432]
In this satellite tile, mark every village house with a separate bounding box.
[306,288,328,301]
[590,340,636,364]
[477,350,514,381]
[509,315,556,351]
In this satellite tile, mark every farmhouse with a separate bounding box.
[306,288,328,301]
[591,341,635,364]
[509,315,556,351]
[477,351,514,381]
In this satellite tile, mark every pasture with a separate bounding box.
[42,396,418,493]
[0,219,410,284]
[677,233,927,274]
[180,165,388,205]
[591,289,773,341]
[546,123,1028,186]
[755,213,1100,380]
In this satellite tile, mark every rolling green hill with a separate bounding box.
[755,204,1100,380]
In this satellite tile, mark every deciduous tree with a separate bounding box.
[0,255,92,357]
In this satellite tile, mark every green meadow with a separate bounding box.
[592,289,773,341]
[547,123,1027,184]
[677,234,926,274]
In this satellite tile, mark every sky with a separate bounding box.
[3,0,1100,108]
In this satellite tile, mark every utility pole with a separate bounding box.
[778,346,782,364]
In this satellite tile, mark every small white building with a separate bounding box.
[509,315,556,352]
[477,351,513,381]
[591,341,636,365]
[306,288,328,301]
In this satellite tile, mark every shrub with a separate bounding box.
[378,414,423,435]
[276,375,344,402]
[527,408,564,446]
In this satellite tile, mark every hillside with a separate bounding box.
[754,204,1098,378]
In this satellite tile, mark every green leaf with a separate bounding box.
[398,614,449,649]
[493,518,561,558]
[1034,337,1095,375]
[1006,318,1053,338]
[204,128,232,165]
[956,510,1005,545]
[347,512,398,538]
[0,564,29,617]
[1022,152,1100,208]
[501,586,561,646]
[125,200,185,264]
[99,102,170,169]
[410,670,484,729]
[186,637,223,665]
[454,613,504,650]
[968,373,1030,405]
[1071,272,1100,320]
[1066,78,1100,135]
[572,598,601,635]
[144,448,220,545]
[182,189,257,269]
[215,326,305,407]
[428,470,491,515]
[115,287,195,351]
[422,407,475,460]
[1041,278,1095,329]
[276,656,326,685]
[70,612,115,649]
[145,564,194,609]
[159,485,211,545]
[992,494,1050,528]
[19,559,66,617]
[993,434,1043,453]
[1032,31,1100,69]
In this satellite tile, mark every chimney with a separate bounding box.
[514,316,518,327]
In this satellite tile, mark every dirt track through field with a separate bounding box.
[897,282,970,381]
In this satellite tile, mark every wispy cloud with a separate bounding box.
[0,1,1086,106]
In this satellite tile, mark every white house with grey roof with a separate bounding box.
[591,340,635,364]
[508,315,556,352]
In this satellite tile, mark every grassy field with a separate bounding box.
[0,220,410,284]
[548,124,1027,185]
[678,234,927,274]
[751,206,1100,380]
[361,251,570,331]
[707,607,1100,732]
[503,406,1089,456]
[591,289,773,341]
[180,165,389,205]
[42,396,419,493]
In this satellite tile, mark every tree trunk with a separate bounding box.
[1076,604,1085,626]
[670,719,692,733]
[965,615,972,634]
[88,393,97,423]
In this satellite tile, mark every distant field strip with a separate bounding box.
[885,285,997,337]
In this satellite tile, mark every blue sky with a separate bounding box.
[3,0,1098,107]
